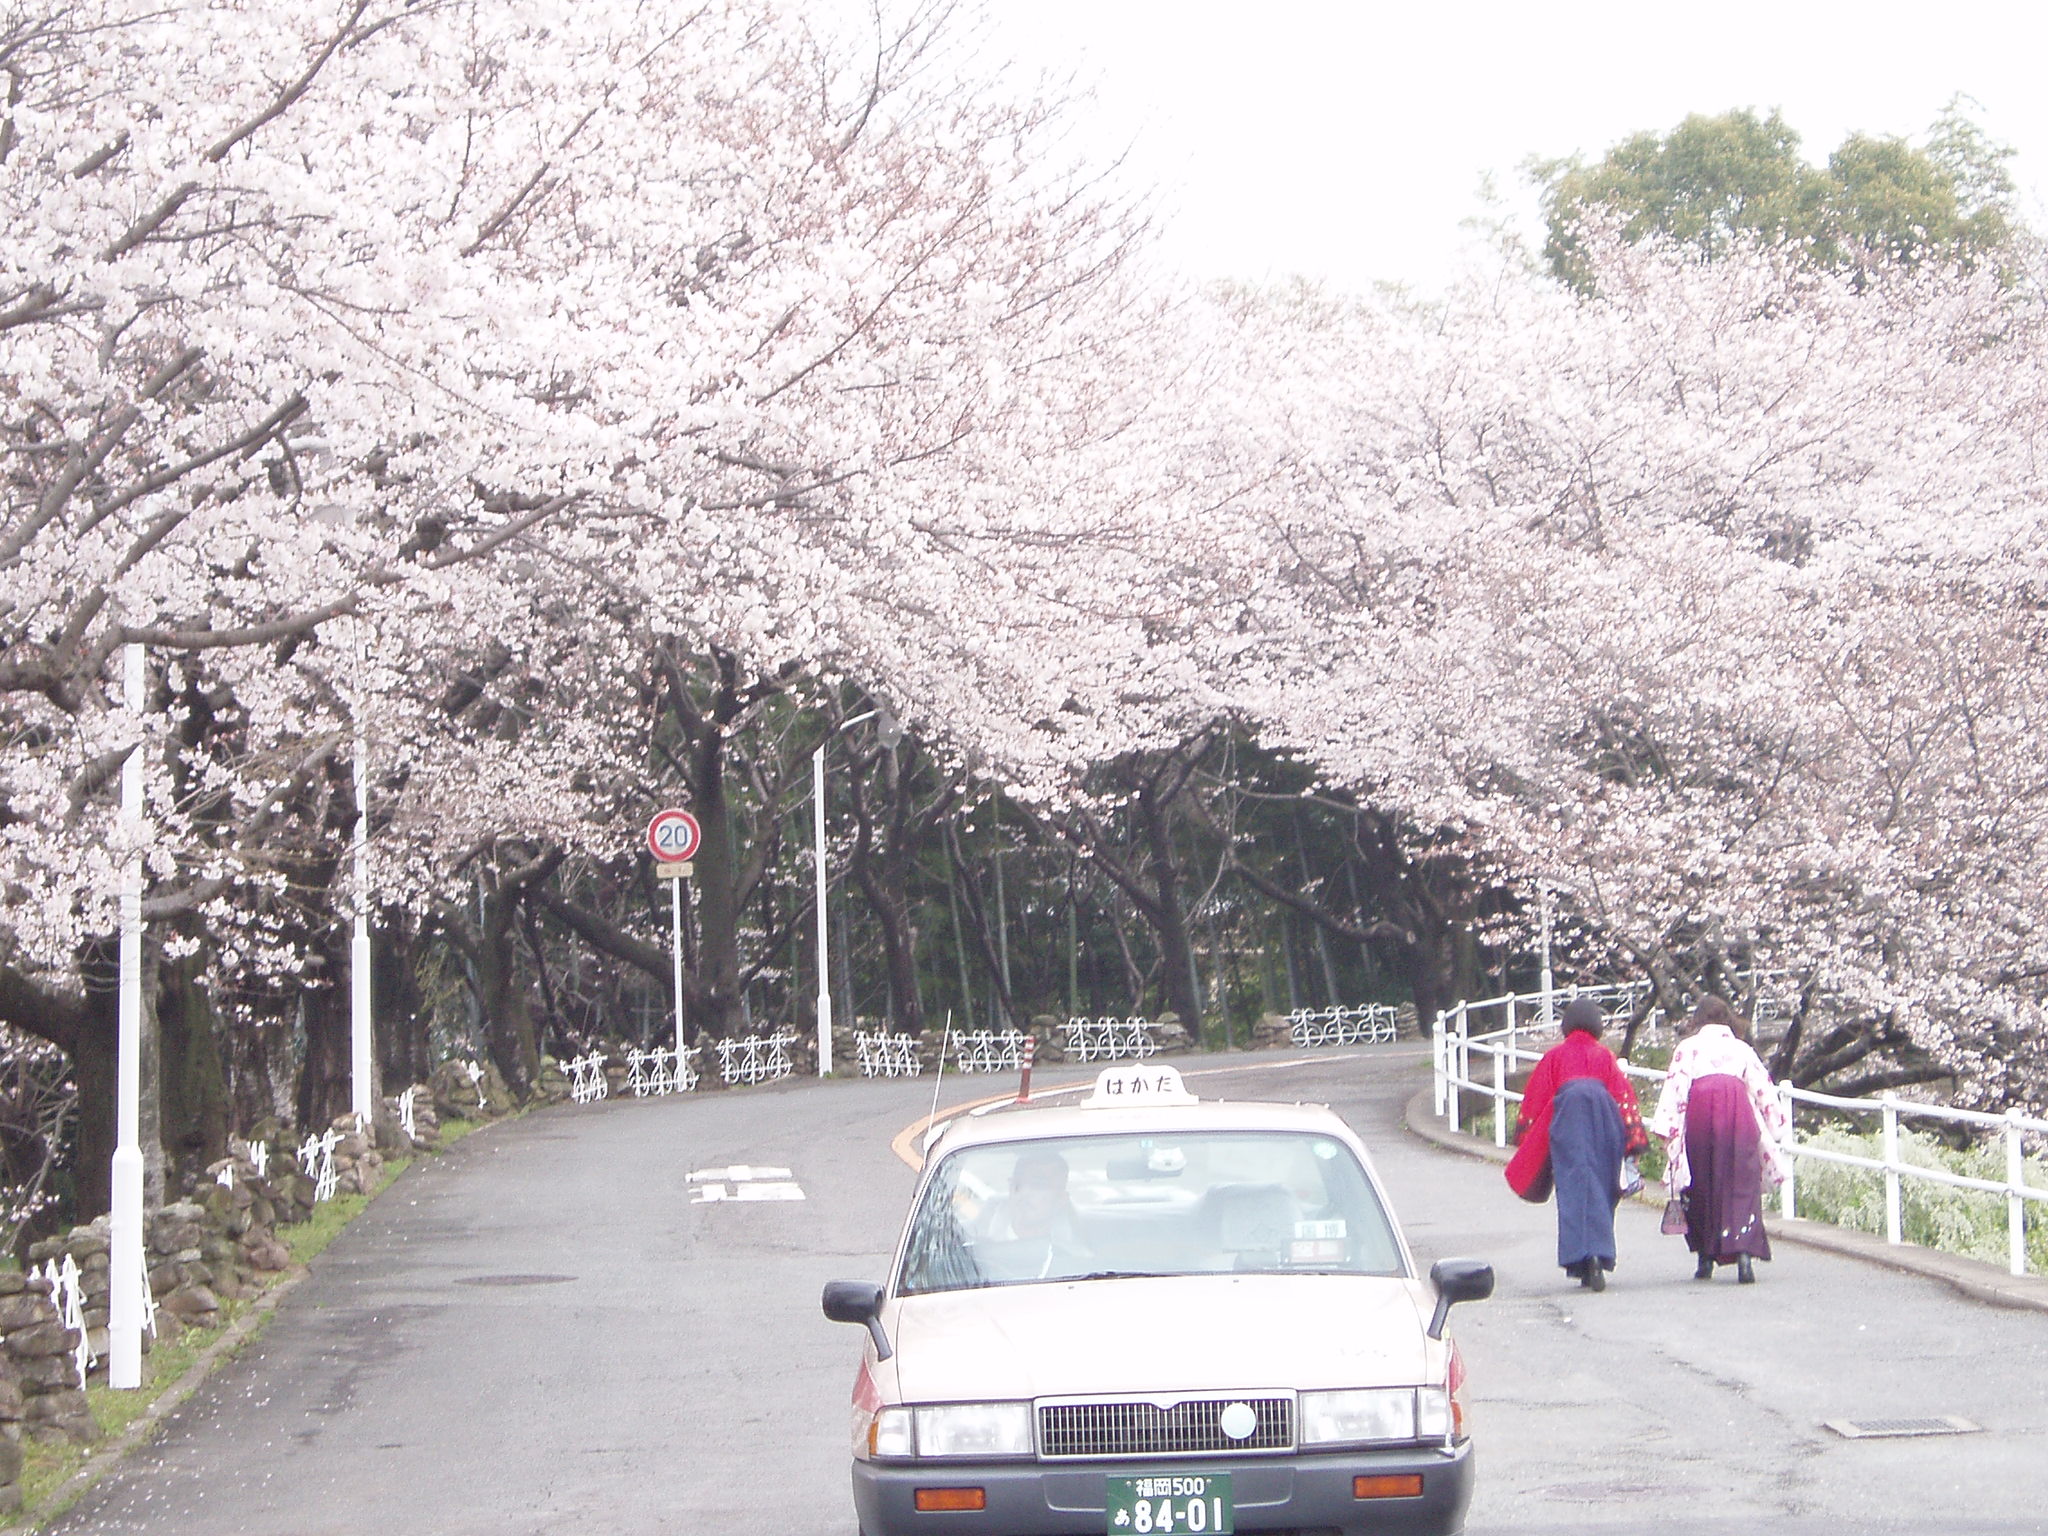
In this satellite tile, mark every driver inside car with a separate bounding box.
[974,1147,1092,1278]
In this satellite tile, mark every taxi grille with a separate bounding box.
[1038,1397,1294,1459]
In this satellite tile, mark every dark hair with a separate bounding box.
[1560,998,1604,1037]
[1687,995,1747,1041]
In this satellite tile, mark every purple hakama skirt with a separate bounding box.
[1683,1073,1771,1264]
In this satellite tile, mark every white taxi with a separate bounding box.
[823,1065,1492,1536]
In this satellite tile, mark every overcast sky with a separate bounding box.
[957,1,2048,294]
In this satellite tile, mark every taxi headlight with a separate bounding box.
[913,1402,1036,1459]
[1298,1388,1419,1446]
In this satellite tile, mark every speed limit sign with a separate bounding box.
[646,808,702,863]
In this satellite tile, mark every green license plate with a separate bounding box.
[1106,1472,1233,1534]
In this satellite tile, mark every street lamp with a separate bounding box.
[349,627,374,1124]
[813,707,899,1075]
[109,642,145,1391]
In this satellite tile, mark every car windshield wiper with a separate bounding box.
[1069,1270,1167,1282]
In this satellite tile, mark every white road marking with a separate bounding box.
[687,1165,805,1202]
[687,1164,794,1183]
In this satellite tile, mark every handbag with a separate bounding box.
[1660,1196,1689,1236]
[1618,1156,1644,1198]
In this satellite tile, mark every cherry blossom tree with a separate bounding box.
[1210,234,2048,1110]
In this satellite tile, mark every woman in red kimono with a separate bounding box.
[1505,997,1649,1290]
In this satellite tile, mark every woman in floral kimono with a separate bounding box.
[1650,996,1790,1284]
[1505,998,1649,1290]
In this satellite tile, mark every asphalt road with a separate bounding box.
[49,1046,2048,1535]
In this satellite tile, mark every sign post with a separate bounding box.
[647,810,702,1057]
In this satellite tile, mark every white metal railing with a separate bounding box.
[1061,1017,1158,1062]
[567,1052,609,1104]
[626,1045,698,1095]
[717,1031,796,1086]
[1432,986,2048,1278]
[949,1028,1028,1073]
[855,1030,924,1077]
[1287,1004,1399,1048]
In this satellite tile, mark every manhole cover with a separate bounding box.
[454,1273,577,1287]
[1823,1416,1980,1439]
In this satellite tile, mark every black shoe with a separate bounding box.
[1694,1255,1714,1280]
[1586,1264,1606,1292]
[1737,1255,1756,1285]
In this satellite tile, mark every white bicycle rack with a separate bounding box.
[298,1128,340,1202]
[567,1053,609,1103]
[717,1031,796,1086]
[949,1028,1028,1073]
[1060,1017,1158,1062]
[854,1031,923,1077]
[32,1253,95,1388]
[1287,1005,1399,1047]
[626,1045,698,1095]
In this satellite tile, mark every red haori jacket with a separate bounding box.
[1503,1030,1649,1202]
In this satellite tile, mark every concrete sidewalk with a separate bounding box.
[1403,1083,2048,1314]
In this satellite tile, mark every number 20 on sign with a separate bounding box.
[647,808,702,863]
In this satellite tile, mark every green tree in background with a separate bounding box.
[1534,102,2017,288]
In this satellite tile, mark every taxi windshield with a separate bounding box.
[897,1130,1405,1293]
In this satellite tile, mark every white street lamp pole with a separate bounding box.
[350,711,373,1123]
[109,642,146,1390]
[1539,887,1555,1030]
[813,708,889,1077]
[813,741,831,1076]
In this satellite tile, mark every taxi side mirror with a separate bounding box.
[822,1280,893,1361]
[1426,1258,1494,1340]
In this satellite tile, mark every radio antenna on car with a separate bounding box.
[921,1009,951,1158]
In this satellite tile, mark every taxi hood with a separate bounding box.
[889,1274,1437,1403]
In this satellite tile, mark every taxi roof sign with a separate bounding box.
[1084,1064,1197,1108]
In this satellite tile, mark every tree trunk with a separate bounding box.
[688,725,744,1040]
[158,941,231,1191]
[476,885,540,1095]
[373,906,430,1091]
[296,941,352,1134]
[1133,783,1204,1033]
[70,940,120,1222]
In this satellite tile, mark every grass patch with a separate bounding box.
[1789,1125,2048,1274]
[431,1114,493,1149]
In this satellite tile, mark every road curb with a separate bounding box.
[1402,1084,2048,1315]
[28,1263,311,1526]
